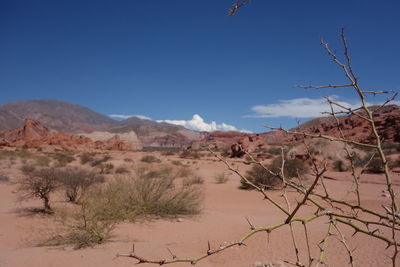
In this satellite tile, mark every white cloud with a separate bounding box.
[247,97,370,118]
[157,114,250,133]
[109,114,152,120]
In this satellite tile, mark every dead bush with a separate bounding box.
[57,167,104,203]
[332,160,347,172]
[240,157,307,190]
[214,173,229,184]
[140,155,161,163]
[79,152,97,165]
[17,167,60,213]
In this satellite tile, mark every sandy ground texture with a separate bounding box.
[0,151,400,267]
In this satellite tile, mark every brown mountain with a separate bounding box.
[0,99,118,133]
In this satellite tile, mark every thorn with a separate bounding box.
[207,240,213,255]
[351,230,358,237]
[245,217,256,230]
[167,247,176,259]
[238,241,247,246]
[159,260,165,265]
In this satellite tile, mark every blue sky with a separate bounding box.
[1,0,399,133]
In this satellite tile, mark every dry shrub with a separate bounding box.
[240,157,307,190]
[175,167,193,178]
[90,154,111,167]
[180,150,202,159]
[365,156,385,173]
[332,159,347,172]
[182,176,204,186]
[140,155,161,163]
[17,167,60,212]
[49,151,75,167]
[57,167,104,203]
[79,152,97,165]
[115,167,130,174]
[88,165,202,221]
[98,163,114,174]
[0,175,9,182]
[171,160,183,166]
[214,172,229,184]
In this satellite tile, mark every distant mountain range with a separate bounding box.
[0,99,206,147]
[0,99,399,149]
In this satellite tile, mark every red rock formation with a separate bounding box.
[0,119,131,151]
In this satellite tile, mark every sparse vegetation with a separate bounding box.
[140,155,161,163]
[214,173,229,184]
[0,175,10,182]
[49,151,75,167]
[332,159,347,172]
[17,167,60,212]
[57,167,105,203]
[240,157,307,190]
[115,167,130,174]
[182,176,204,186]
[180,150,202,159]
[80,152,97,165]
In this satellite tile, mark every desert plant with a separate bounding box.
[365,157,385,173]
[20,164,36,175]
[115,167,130,174]
[332,159,347,172]
[79,152,97,165]
[98,163,114,174]
[49,152,75,167]
[140,155,160,163]
[179,149,202,159]
[17,167,60,212]
[57,167,104,203]
[90,154,111,167]
[0,175,10,182]
[240,157,307,190]
[182,176,204,186]
[214,172,229,184]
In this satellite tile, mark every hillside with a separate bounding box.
[0,99,118,133]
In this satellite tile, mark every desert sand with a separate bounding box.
[0,151,399,267]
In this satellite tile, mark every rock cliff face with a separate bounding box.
[79,131,142,150]
[0,119,138,151]
[191,105,400,157]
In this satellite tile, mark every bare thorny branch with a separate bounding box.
[118,29,399,267]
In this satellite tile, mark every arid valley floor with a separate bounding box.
[1,148,399,267]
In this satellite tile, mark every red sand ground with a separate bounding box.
[0,152,399,267]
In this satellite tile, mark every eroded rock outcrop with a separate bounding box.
[0,119,136,151]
